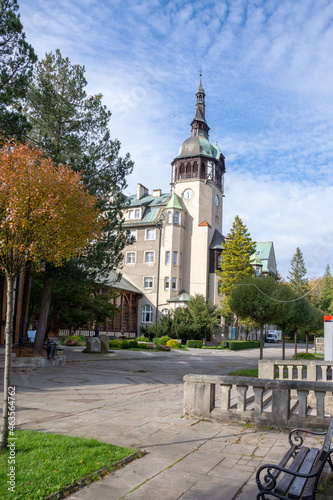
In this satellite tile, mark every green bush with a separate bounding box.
[186,340,203,348]
[228,340,260,350]
[65,335,86,346]
[166,339,181,349]
[138,342,148,349]
[121,340,130,349]
[154,336,170,346]
[136,336,150,342]
[129,340,139,348]
[109,339,121,349]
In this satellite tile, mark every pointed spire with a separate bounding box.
[191,70,209,139]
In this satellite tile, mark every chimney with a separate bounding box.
[152,189,162,198]
[137,183,148,200]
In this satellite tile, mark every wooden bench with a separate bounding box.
[256,416,333,499]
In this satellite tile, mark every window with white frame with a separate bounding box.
[218,283,222,295]
[167,211,172,224]
[172,277,177,290]
[173,251,178,265]
[126,252,135,264]
[174,211,180,224]
[164,277,170,290]
[142,305,153,323]
[128,209,134,219]
[144,276,153,289]
[161,309,170,316]
[145,251,154,263]
[146,228,155,240]
[135,209,140,219]
[129,230,136,241]
[165,251,170,265]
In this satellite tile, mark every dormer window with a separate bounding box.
[128,210,134,219]
[135,209,140,219]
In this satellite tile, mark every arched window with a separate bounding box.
[174,211,180,224]
[180,163,185,179]
[193,161,198,177]
[186,162,191,177]
[142,305,153,323]
[167,211,172,224]
[161,309,170,316]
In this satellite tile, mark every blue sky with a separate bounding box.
[19,0,333,278]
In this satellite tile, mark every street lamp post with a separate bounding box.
[155,214,164,325]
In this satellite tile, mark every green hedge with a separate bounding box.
[227,340,260,350]
[186,340,203,348]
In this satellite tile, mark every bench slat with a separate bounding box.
[287,447,319,499]
[301,451,328,500]
[323,418,333,452]
[275,446,309,496]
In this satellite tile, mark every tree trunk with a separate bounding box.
[294,331,297,359]
[282,330,285,360]
[259,324,264,360]
[306,333,308,354]
[21,261,32,340]
[0,274,15,451]
[34,273,52,354]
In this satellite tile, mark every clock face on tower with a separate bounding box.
[215,195,219,206]
[183,188,194,200]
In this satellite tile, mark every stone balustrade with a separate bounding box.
[183,374,333,429]
[258,359,333,381]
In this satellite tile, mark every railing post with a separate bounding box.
[307,362,317,381]
[184,381,215,418]
[315,391,326,418]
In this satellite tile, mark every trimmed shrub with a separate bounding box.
[109,339,121,349]
[121,340,130,349]
[138,342,148,349]
[228,340,260,350]
[154,336,170,346]
[136,336,150,342]
[129,340,139,348]
[186,340,203,348]
[166,339,181,349]
[65,335,86,346]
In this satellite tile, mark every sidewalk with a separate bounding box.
[4,345,332,499]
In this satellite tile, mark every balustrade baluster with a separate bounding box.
[322,366,328,381]
[297,390,309,418]
[237,385,247,412]
[288,365,293,380]
[297,365,303,380]
[253,387,264,415]
[278,365,284,379]
[221,384,232,410]
[315,391,326,417]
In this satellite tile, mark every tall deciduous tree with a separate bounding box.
[229,276,284,359]
[216,215,256,326]
[319,264,333,312]
[0,0,36,139]
[0,137,102,450]
[288,247,309,295]
[24,50,133,344]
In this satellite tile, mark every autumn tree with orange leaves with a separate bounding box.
[0,137,102,451]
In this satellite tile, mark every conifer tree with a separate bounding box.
[287,247,308,295]
[24,50,133,351]
[0,0,36,139]
[319,264,333,312]
[216,215,256,316]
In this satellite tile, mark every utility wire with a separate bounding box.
[236,279,323,303]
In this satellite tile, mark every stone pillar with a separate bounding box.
[324,317,333,361]
[99,334,109,353]
[184,381,215,418]
[271,387,290,426]
[258,360,275,379]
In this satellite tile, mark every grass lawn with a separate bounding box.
[228,368,258,377]
[0,430,140,499]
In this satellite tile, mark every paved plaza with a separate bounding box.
[1,344,332,499]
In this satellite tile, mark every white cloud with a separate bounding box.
[19,0,333,281]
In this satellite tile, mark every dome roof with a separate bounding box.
[176,134,221,161]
